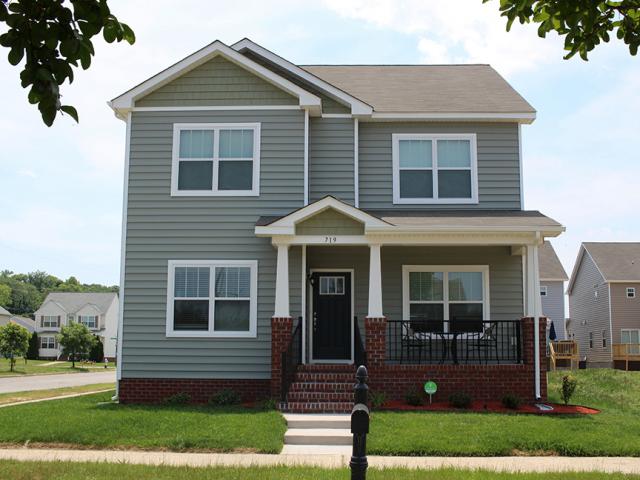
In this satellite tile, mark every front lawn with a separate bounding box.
[0,391,285,453]
[1,461,638,480]
[0,358,115,377]
[369,369,640,456]
[0,383,114,406]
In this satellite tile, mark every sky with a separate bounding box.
[0,0,638,286]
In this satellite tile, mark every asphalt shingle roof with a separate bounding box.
[40,292,118,314]
[539,241,568,281]
[583,242,640,282]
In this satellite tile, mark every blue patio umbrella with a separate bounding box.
[549,320,557,341]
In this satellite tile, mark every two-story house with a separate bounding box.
[110,39,563,411]
[539,241,569,340]
[568,242,640,369]
[34,292,119,360]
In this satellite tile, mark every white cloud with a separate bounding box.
[17,169,36,178]
[323,0,562,76]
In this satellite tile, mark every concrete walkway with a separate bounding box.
[0,448,639,473]
[0,389,114,408]
[0,371,115,394]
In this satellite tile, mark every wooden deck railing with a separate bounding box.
[549,340,579,370]
[613,343,640,371]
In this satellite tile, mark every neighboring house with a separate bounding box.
[539,241,569,340]
[110,38,564,410]
[568,242,640,368]
[0,306,36,333]
[33,293,119,360]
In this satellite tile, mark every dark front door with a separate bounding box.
[312,271,352,361]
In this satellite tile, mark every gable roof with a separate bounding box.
[0,305,11,316]
[301,64,535,120]
[110,40,322,119]
[538,241,568,281]
[37,293,118,315]
[111,39,535,123]
[9,316,36,333]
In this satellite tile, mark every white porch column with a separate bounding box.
[525,243,542,399]
[368,244,383,317]
[274,243,290,318]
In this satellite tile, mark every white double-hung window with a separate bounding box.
[79,315,98,329]
[392,134,478,204]
[166,260,258,337]
[171,123,260,196]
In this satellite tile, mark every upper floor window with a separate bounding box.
[626,287,636,298]
[41,315,59,328]
[79,315,98,329]
[166,260,258,338]
[392,134,478,204]
[171,123,260,196]
[540,286,548,296]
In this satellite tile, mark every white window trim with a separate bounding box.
[621,328,640,344]
[626,287,636,298]
[40,336,57,349]
[392,133,478,205]
[171,123,261,197]
[166,260,258,338]
[78,315,99,329]
[41,315,60,328]
[540,285,548,296]
[401,265,490,328]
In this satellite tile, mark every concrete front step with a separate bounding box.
[281,444,352,455]
[282,401,353,413]
[284,428,352,446]
[284,413,351,429]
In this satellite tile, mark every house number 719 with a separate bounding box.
[324,236,337,243]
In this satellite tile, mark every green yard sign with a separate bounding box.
[424,381,437,404]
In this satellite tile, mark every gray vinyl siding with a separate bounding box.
[309,117,355,204]
[610,282,640,343]
[135,56,298,107]
[305,245,524,356]
[122,109,305,379]
[358,122,521,210]
[541,281,566,340]
[296,210,364,235]
[568,253,611,366]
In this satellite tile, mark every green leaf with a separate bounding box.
[60,105,79,123]
[39,105,57,127]
[121,23,136,44]
[103,23,116,43]
[8,45,24,65]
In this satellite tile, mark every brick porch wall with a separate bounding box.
[118,378,270,404]
[270,316,293,398]
[364,316,548,402]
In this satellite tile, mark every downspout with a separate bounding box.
[354,118,359,208]
[303,109,309,206]
[114,111,132,400]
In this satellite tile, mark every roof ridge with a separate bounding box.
[301,64,491,67]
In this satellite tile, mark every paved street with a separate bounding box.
[0,371,115,394]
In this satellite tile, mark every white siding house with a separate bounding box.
[34,293,119,360]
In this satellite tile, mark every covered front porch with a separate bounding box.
[257,197,563,408]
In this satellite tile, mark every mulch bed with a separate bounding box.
[377,400,600,415]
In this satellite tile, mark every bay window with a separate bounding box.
[392,134,477,204]
[171,123,260,196]
[166,260,257,337]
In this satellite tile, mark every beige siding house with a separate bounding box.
[568,242,640,368]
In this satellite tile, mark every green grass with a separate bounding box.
[369,369,640,456]
[0,461,638,480]
[0,383,115,405]
[0,391,285,453]
[0,358,115,377]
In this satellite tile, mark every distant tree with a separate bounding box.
[89,335,104,362]
[26,270,61,291]
[0,322,30,371]
[0,284,10,307]
[486,0,640,60]
[4,280,41,315]
[0,0,135,126]
[57,322,96,367]
[26,331,39,360]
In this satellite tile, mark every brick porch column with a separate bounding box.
[521,316,549,400]
[271,316,293,398]
[365,317,387,370]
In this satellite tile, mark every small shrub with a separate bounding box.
[257,397,278,410]
[209,388,241,406]
[449,392,472,409]
[163,392,191,405]
[405,387,424,406]
[501,393,522,410]
[561,375,578,405]
[369,391,387,409]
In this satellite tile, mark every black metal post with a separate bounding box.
[350,365,369,480]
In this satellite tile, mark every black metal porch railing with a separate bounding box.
[354,316,367,366]
[281,317,302,401]
[387,319,522,365]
